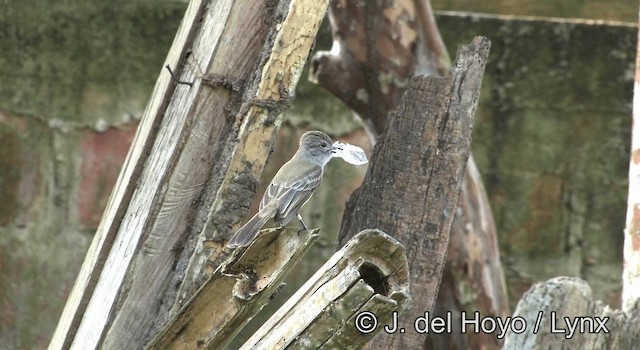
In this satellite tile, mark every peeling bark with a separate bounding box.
[310,0,449,135]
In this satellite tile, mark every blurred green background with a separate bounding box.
[0,0,636,348]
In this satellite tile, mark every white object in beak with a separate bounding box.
[331,141,368,165]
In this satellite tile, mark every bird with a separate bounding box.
[226,130,337,248]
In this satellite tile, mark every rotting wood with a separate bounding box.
[312,4,507,348]
[503,277,640,349]
[49,0,330,349]
[337,36,491,349]
[146,228,317,350]
[171,0,330,317]
[239,229,410,350]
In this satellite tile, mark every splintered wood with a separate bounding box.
[49,0,329,349]
[240,230,410,350]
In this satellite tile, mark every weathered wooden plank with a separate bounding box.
[172,0,331,314]
[50,0,330,348]
[70,1,237,347]
[239,229,410,350]
[503,277,640,349]
[146,228,318,350]
[317,294,399,350]
[286,280,376,350]
[47,1,207,349]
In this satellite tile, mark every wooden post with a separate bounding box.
[240,230,410,350]
[312,3,508,348]
[503,277,640,349]
[338,37,491,348]
[622,4,640,313]
[48,0,329,348]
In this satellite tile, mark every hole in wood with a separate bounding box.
[358,262,389,296]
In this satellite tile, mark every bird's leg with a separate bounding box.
[297,214,309,230]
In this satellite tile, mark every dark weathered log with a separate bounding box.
[49,0,329,349]
[428,156,509,349]
[503,277,640,349]
[338,37,491,348]
[312,3,508,348]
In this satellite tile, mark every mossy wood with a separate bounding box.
[48,0,329,349]
[240,229,410,350]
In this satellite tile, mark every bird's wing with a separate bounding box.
[260,166,322,223]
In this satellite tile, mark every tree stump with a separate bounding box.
[339,37,491,349]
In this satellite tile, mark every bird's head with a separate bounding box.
[298,130,337,165]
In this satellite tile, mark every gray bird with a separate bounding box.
[226,131,337,248]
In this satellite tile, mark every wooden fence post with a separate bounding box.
[338,37,491,348]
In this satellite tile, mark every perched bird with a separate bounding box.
[226,131,337,248]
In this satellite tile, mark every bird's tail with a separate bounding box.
[226,209,273,248]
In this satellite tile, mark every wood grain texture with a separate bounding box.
[431,155,509,349]
[313,5,508,349]
[146,228,318,350]
[48,1,207,349]
[173,0,330,316]
[100,2,238,348]
[503,277,640,349]
[240,229,410,350]
[50,0,330,349]
[338,37,491,349]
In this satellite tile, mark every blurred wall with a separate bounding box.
[0,2,184,348]
[0,1,635,348]
[437,13,634,308]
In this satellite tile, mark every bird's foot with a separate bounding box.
[297,214,309,230]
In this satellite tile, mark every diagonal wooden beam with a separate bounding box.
[49,0,329,348]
